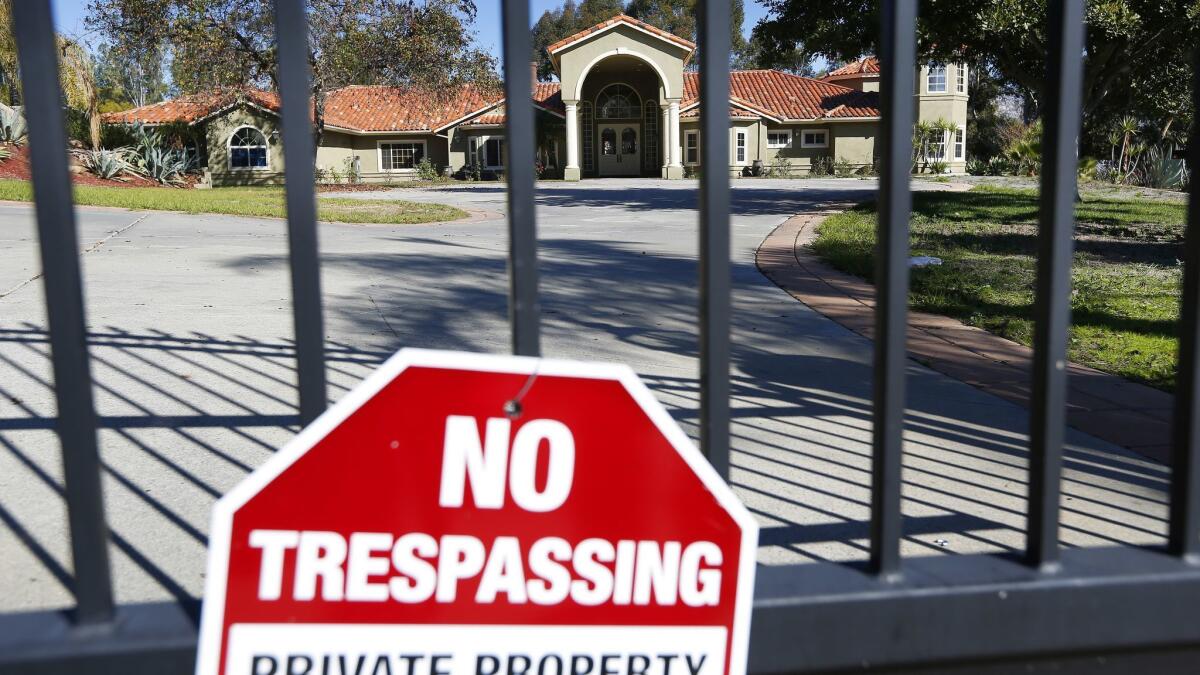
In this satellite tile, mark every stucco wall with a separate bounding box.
[205,105,286,186]
[555,25,689,104]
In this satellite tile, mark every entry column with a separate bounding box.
[661,104,671,178]
[666,98,683,179]
[564,101,581,181]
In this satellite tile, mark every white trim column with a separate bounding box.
[661,104,671,173]
[564,101,580,181]
[667,99,683,178]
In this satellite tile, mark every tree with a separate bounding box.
[624,0,748,65]
[532,0,625,81]
[94,41,168,109]
[752,0,1200,142]
[735,23,813,75]
[86,0,499,146]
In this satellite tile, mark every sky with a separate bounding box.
[50,0,772,58]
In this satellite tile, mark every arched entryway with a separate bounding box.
[573,55,672,178]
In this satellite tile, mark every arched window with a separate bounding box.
[596,84,640,119]
[621,127,637,154]
[229,126,268,169]
[600,128,617,156]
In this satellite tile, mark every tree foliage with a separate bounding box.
[94,41,169,109]
[86,0,499,143]
[753,0,1200,146]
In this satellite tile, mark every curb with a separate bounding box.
[756,209,1174,465]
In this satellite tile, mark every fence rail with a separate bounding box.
[3,0,1200,672]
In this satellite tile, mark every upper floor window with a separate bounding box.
[596,84,640,119]
[927,64,947,93]
[229,126,268,169]
[956,65,966,93]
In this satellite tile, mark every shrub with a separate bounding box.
[342,156,360,184]
[461,162,482,181]
[328,166,343,184]
[834,158,855,177]
[415,157,440,180]
[314,166,328,183]
[1077,157,1098,181]
[927,160,948,175]
[0,106,27,145]
[809,155,834,176]
[986,156,1017,176]
[0,146,11,162]
[966,158,988,175]
[763,155,791,178]
[74,147,138,180]
[1005,120,1042,176]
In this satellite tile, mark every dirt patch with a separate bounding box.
[0,144,164,188]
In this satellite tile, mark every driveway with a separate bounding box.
[0,178,1167,612]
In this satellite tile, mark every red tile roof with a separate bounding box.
[683,71,880,120]
[100,87,280,125]
[103,70,878,133]
[546,13,695,54]
[322,85,498,132]
[824,57,880,78]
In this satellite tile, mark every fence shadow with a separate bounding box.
[0,197,1170,610]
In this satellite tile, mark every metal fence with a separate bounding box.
[2,0,1199,672]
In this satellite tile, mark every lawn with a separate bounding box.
[811,185,1188,390]
[0,180,468,225]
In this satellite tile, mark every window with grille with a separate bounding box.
[956,65,966,93]
[954,128,965,159]
[379,141,425,170]
[767,131,792,148]
[928,64,947,92]
[735,130,747,163]
[800,130,828,148]
[484,138,505,168]
[229,126,268,169]
[596,84,640,119]
[644,100,658,172]
[580,102,594,171]
[685,130,699,165]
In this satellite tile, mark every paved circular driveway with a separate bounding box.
[0,178,1169,611]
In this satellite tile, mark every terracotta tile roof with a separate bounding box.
[680,106,758,119]
[100,87,280,125]
[459,83,564,127]
[824,57,880,78]
[682,71,880,121]
[322,85,499,132]
[546,13,695,54]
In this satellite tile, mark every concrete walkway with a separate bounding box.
[757,210,1176,463]
[0,178,1170,614]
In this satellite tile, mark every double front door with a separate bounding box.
[597,124,640,177]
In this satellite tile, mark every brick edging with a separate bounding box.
[755,210,1174,464]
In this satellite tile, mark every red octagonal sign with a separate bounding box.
[197,349,758,675]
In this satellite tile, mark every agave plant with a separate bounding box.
[74,147,138,180]
[0,106,27,145]
[1135,145,1187,190]
[141,146,196,185]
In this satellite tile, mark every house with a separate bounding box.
[102,14,969,184]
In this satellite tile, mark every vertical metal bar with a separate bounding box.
[502,0,541,357]
[869,0,917,580]
[1025,0,1085,570]
[696,0,731,480]
[1169,49,1200,558]
[11,0,115,624]
[272,0,327,424]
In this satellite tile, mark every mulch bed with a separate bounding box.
[0,144,162,188]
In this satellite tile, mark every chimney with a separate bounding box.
[530,61,539,86]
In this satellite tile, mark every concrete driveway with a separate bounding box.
[0,178,1168,612]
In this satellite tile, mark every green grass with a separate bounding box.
[812,185,1188,390]
[0,180,467,225]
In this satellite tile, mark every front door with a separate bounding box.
[597,124,640,177]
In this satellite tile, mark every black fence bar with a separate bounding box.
[272,0,327,425]
[11,0,115,625]
[696,0,732,480]
[1169,52,1200,558]
[868,0,917,580]
[1025,0,1085,570]
[502,0,541,358]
